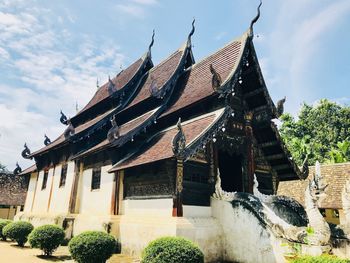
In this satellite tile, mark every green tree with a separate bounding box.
[279,99,350,165]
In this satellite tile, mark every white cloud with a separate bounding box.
[132,0,157,5]
[0,2,126,170]
[115,0,157,18]
[259,0,350,116]
[214,31,227,41]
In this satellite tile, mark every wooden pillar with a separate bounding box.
[244,112,255,193]
[30,172,39,212]
[117,170,124,215]
[110,170,124,215]
[110,172,118,215]
[47,166,56,212]
[69,161,83,214]
[173,158,184,217]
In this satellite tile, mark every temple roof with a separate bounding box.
[31,51,153,157]
[72,107,160,158]
[25,22,306,182]
[109,108,225,172]
[19,164,37,176]
[161,33,248,118]
[74,55,148,118]
[124,47,185,110]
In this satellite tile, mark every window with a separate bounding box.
[42,170,49,190]
[332,209,339,218]
[59,164,68,187]
[319,208,326,217]
[91,167,101,190]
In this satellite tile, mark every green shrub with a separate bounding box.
[28,224,65,256]
[2,221,34,247]
[0,219,12,241]
[68,231,116,263]
[141,236,204,263]
[290,254,350,263]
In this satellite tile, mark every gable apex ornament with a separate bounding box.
[21,143,32,160]
[249,0,262,38]
[148,29,155,58]
[172,118,186,158]
[187,18,195,47]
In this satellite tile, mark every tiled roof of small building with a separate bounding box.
[277,162,350,209]
[0,172,29,206]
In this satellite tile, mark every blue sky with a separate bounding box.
[0,0,349,169]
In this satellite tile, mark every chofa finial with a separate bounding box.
[60,110,68,125]
[249,0,262,38]
[13,162,22,175]
[44,134,51,146]
[148,29,155,56]
[21,143,32,160]
[187,18,195,47]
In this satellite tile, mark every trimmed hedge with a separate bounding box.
[68,231,116,263]
[0,219,12,241]
[290,255,350,263]
[29,224,65,256]
[3,221,34,247]
[141,236,204,263]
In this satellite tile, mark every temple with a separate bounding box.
[17,12,309,261]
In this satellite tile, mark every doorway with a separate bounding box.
[218,150,243,192]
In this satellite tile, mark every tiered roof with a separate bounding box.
[23,20,306,182]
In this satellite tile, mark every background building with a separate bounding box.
[278,162,350,225]
[0,171,29,219]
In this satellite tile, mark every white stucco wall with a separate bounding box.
[31,168,54,213]
[23,173,38,213]
[79,165,113,215]
[121,198,173,216]
[48,161,75,214]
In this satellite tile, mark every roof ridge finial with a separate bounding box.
[249,0,262,38]
[187,18,195,47]
[148,29,155,57]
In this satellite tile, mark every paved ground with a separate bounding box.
[0,241,139,263]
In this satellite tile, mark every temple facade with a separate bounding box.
[17,14,308,261]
